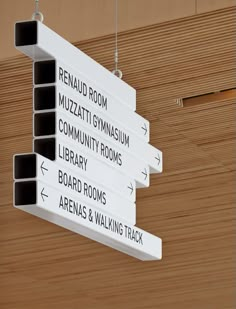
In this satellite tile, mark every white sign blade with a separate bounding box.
[14,180,162,261]
[33,60,149,143]
[15,20,136,111]
[33,111,150,187]
[33,137,138,197]
[33,85,161,172]
[14,153,136,224]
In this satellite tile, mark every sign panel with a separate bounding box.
[33,138,137,198]
[33,83,162,172]
[14,153,136,224]
[14,180,162,260]
[33,110,150,187]
[33,60,150,143]
[15,20,136,111]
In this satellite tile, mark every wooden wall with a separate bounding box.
[0,7,235,309]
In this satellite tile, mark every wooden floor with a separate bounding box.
[0,7,235,309]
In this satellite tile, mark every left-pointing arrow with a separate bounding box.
[41,188,48,202]
[40,161,48,175]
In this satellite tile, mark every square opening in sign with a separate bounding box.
[34,60,56,84]
[15,21,37,46]
[14,154,36,179]
[14,181,37,206]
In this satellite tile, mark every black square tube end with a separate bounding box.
[14,154,37,179]
[15,21,37,47]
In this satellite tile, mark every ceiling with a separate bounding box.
[0,6,235,309]
[0,0,235,59]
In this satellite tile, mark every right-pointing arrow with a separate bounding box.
[141,123,147,135]
[128,182,134,195]
[41,188,48,202]
[142,168,148,180]
[155,153,160,165]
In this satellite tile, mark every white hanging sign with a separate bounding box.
[13,20,163,260]
[15,20,136,110]
[14,180,161,261]
[33,110,150,186]
[33,59,150,142]
[33,137,137,197]
[33,80,162,172]
[14,153,136,224]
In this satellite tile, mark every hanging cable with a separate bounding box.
[32,0,44,22]
[112,0,123,79]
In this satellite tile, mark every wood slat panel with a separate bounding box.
[0,6,235,309]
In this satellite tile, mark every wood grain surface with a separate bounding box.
[0,7,235,309]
